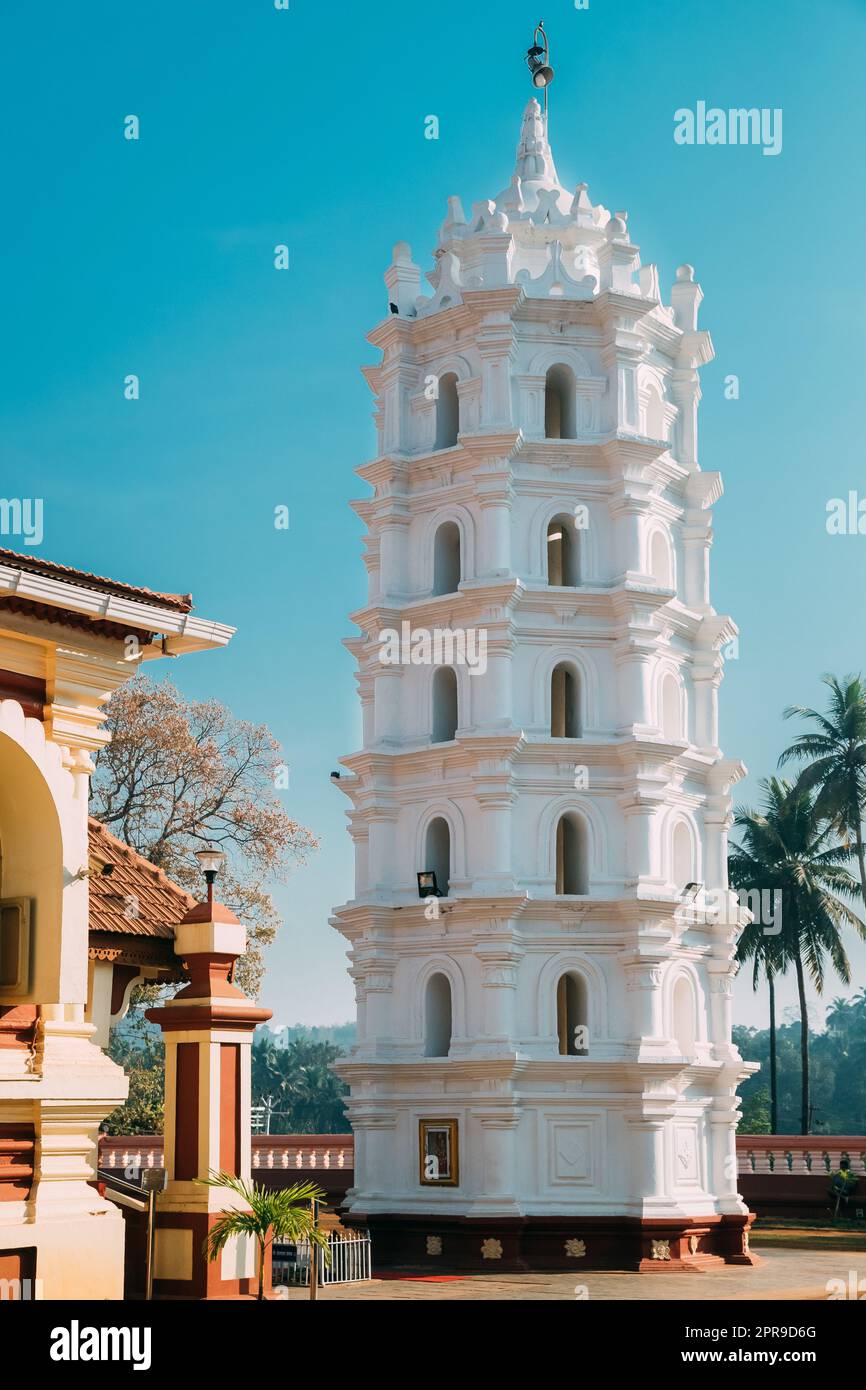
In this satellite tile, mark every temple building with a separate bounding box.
[0,547,233,1298]
[331,92,757,1271]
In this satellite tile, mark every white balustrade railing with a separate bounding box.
[99,1139,353,1173]
[737,1143,866,1175]
[251,1147,348,1170]
[101,1146,162,1172]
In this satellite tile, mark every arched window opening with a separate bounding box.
[547,515,580,587]
[556,973,589,1056]
[649,530,673,588]
[544,365,577,439]
[432,666,458,743]
[432,521,461,596]
[551,664,581,738]
[435,373,460,450]
[425,817,451,898]
[555,812,588,895]
[660,673,682,741]
[424,972,453,1057]
[672,976,696,1058]
[672,822,694,890]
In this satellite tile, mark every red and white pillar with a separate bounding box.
[147,899,271,1299]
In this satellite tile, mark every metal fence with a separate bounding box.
[272,1231,371,1287]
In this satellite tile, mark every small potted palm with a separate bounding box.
[828,1165,859,1223]
[198,1171,331,1299]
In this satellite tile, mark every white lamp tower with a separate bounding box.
[331,31,757,1272]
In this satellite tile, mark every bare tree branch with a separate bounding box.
[91,675,318,995]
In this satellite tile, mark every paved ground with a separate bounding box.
[282,1247,866,1301]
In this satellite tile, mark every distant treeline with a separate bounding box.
[256,1022,357,1051]
[735,991,866,1134]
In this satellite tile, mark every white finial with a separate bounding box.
[515,97,561,189]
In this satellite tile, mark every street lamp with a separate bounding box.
[195,843,227,906]
[526,21,554,119]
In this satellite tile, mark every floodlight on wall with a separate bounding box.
[417,870,441,899]
[74,858,115,881]
[680,882,703,902]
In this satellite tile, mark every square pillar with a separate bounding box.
[146,899,271,1299]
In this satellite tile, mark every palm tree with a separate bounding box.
[780,673,866,908]
[251,1037,349,1134]
[730,788,799,1134]
[198,1172,330,1300]
[728,778,864,1133]
[730,902,787,1133]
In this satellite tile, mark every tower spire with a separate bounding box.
[514,96,560,190]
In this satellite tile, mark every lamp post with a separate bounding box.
[195,843,227,908]
[525,20,555,122]
[145,864,272,1299]
[309,1199,320,1302]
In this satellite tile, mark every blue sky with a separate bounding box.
[3,0,866,1038]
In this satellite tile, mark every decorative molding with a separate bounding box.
[481,1238,503,1260]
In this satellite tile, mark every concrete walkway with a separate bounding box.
[282,1248,866,1301]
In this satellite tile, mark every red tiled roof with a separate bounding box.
[87,818,196,938]
[0,547,193,613]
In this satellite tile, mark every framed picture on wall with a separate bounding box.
[419,1118,459,1186]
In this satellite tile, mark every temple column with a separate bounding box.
[147,899,271,1299]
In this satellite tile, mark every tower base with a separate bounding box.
[343,1211,758,1274]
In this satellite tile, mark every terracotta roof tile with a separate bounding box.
[0,548,193,613]
[87,818,196,938]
